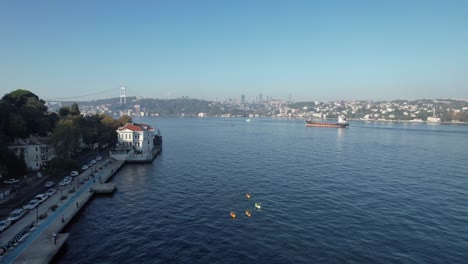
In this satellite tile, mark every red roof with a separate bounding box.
[117,123,153,132]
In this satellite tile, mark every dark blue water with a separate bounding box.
[55,118,468,264]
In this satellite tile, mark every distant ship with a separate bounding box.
[306,115,349,128]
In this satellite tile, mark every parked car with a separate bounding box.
[46,188,57,197]
[81,165,89,171]
[96,156,103,161]
[24,199,40,210]
[7,208,26,222]
[59,177,72,186]
[90,159,97,164]
[70,171,79,177]
[35,193,48,203]
[45,181,55,188]
[3,179,20,185]
[0,219,11,232]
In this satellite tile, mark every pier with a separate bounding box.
[0,158,125,264]
[93,183,117,194]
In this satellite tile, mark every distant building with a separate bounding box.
[427,109,441,123]
[427,116,441,122]
[8,137,55,171]
[241,94,245,104]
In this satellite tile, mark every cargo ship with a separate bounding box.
[306,115,349,128]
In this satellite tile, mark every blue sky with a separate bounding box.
[1,1,467,102]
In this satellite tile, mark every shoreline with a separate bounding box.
[0,158,126,264]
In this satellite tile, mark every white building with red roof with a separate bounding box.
[113,123,162,163]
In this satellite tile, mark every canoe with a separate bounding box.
[230,211,236,218]
[245,209,251,218]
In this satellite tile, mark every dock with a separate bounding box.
[93,183,116,194]
[0,158,125,264]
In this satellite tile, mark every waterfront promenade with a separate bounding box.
[0,158,125,264]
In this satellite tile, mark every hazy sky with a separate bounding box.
[1,1,467,102]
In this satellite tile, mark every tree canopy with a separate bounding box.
[1,89,51,139]
[0,89,129,178]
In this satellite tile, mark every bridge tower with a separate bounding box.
[120,86,126,104]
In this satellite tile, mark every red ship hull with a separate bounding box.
[305,121,349,128]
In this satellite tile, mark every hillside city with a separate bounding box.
[48,96,468,123]
[3,89,466,196]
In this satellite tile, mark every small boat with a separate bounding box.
[255,203,261,210]
[230,211,236,219]
[245,209,251,218]
[245,193,251,199]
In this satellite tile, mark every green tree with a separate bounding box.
[69,103,81,116]
[118,115,132,126]
[43,157,78,177]
[50,119,81,159]
[7,113,27,138]
[4,152,27,177]
[2,89,49,137]
[58,107,70,117]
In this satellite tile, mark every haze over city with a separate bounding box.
[1,1,467,102]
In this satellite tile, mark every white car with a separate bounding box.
[90,159,97,164]
[81,165,89,171]
[70,171,79,177]
[0,219,11,232]
[59,177,72,186]
[46,188,57,196]
[45,181,55,188]
[96,156,103,161]
[3,179,20,185]
[7,208,26,222]
[35,193,48,203]
[24,199,40,210]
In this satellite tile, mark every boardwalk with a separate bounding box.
[0,158,125,264]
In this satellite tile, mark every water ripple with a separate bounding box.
[54,119,468,264]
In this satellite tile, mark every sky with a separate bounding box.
[1,0,467,102]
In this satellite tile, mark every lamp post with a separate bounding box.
[36,206,39,223]
[60,188,63,204]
